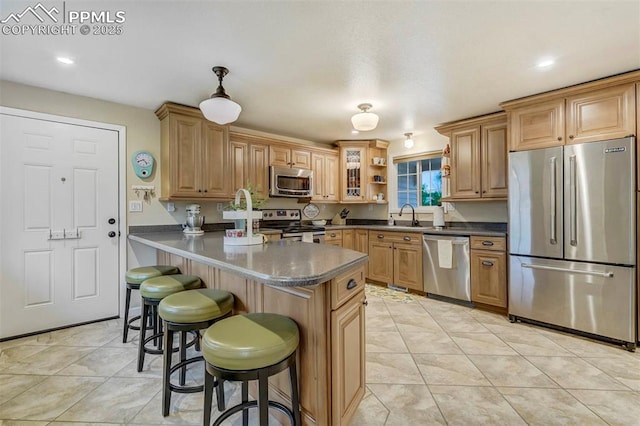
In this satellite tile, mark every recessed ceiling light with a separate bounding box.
[351,129,359,135]
[56,57,74,65]
[537,59,554,68]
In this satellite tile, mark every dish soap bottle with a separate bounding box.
[388,214,395,226]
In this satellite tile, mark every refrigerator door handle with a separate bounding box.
[521,263,614,278]
[549,156,557,245]
[569,154,577,246]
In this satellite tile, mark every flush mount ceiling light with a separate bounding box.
[199,66,242,125]
[56,56,74,65]
[351,103,379,131]
[537,59,555,68]
[404,132,414,149]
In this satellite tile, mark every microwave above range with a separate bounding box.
[269,166,313,198]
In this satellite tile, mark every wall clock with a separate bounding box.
[132,150,155,178]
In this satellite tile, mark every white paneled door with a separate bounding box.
[0,114,120,339]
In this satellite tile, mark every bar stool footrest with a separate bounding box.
[168,355,205,394]
[212,400,294,426]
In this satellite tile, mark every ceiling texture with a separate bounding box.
[1,1,639,144]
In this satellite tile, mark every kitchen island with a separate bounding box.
[128,232,368,426]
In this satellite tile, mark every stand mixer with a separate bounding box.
[184,204,205,235]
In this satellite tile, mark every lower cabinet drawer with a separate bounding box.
[331,265,365,310]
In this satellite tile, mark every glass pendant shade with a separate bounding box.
[200,66,242,125]
[404,132,414,148]
[199,97,242,125]
[351,103,379,131]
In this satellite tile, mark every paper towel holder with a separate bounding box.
[433,205,445,230]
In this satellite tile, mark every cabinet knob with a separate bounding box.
[569,135,574,139]
[203,189,208,193]
[475,191,479,194]
[482,241,494,246]
[363,299,368,306]
[377,234,384,239]
[198,189,202,193]
[403,236,411,241]
[557,136,562,141]
[482,261,494,267]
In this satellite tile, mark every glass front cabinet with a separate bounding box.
[336,140,389,203]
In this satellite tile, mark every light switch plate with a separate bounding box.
[129,200,143,212]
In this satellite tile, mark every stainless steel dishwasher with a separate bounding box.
[422,234,471,302]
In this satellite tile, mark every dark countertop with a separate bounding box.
[325,224,506,237]
[128,232,367,287]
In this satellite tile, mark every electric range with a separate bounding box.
[260,209,326,242]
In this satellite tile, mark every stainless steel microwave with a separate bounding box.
[269,166,313,197]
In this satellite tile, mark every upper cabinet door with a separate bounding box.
[481,121,508,198]
[170,114,202,197]
[509,98,565,151]
[201,122,229,197]
[291,148,311,169]
[565,83,636,145]
[450,126,481,198]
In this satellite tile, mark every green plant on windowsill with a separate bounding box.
[223,182,268,211]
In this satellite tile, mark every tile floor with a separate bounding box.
[0,284,639,425]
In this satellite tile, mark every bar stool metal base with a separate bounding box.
[162,317,229,417]
[137,299,197,372]
[203,350,301,426]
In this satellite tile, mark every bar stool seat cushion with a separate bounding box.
[202,313,299,371]
[159,288,234,324]
[126,265,179,285]
[140,275,202,300]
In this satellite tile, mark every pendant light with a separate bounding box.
[404,132,414,149]
[199,66,242,125]
[351,103,379,131]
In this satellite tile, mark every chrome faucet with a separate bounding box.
[399,203,420,227]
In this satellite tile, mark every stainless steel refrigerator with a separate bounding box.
[509,136,636,350]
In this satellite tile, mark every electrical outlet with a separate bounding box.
[166,202,175,212]
[129,200,143,212]
[217,203,223,211]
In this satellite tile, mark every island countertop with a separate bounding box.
[128,231,368,287]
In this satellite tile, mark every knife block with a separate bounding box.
[332,213,346,225]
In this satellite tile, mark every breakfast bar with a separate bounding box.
[128,232,368,425]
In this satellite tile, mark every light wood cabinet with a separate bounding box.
[229,133,269,199]
[156,103,230,199]
[270,145,311,169]
[331,291,365,425]
[502,80,637,151]
[342,229,355,250]
[470,236,507,309]
[335,140,389,203]
[354,229,369,277]
[367,231,422,290]
[325,229,343,246]
[436,113,507,200]
[311,150,339,202]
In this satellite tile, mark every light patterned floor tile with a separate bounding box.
[366,331,408,353]
[582,356,640,391]
[430,385,526,425]
[400,331,462,354]
[57,347,139,377]
[1,346,97,375]
[413,354,490,386]
[499,387,606,425]
[0,376,105,420]
[366,353,424,385]
[367,384,446,425]
[350,387,389,426]
[56,377,160,423]
[449,333,517,355]
[468,355,557,388]
[392,313,444,333]
[569,389,640,425]
[495,332,573,356]
[0,375,47,405]
[526,356,630,390]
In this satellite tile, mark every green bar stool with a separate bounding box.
[158,288,234,417]
[137,274,202,372]
[202,313,301,426]
[123,265,179,343]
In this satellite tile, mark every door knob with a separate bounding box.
[108,231,117,238]
[108,218,116,224]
